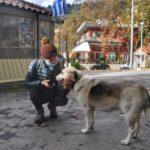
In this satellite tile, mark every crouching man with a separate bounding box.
[24,41,69,126]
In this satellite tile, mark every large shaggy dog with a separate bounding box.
[56,67,150,145]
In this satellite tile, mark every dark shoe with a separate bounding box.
[50,112,57,119]
[47,104,57,119]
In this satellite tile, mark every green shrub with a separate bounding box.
[71,60,80,69]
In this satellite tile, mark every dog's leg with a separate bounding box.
[121,126,135,145]
[81,107,93,133]
[121,112,138,145]
[132,120,140,139]
[90,108,95,130]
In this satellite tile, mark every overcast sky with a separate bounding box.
[25,0,75,7]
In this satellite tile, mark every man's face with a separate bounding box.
[48,55,57,63]
[42,52,57,62]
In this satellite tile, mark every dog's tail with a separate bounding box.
[144,90,150,121]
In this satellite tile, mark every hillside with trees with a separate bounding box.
[56,0,150,52]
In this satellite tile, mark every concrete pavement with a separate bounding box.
[0,70,150,150]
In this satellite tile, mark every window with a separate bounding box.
[39,21,49,46]
[18,17,34,48]
[0,13,18,47]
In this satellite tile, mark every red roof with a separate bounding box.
[0,0,52,15]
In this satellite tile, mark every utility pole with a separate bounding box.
[130,0,134,69]
[140,22,143,69]
[58,25,61,54]
[64,20,69,67]
[65,33,69,67]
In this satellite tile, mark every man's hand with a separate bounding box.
[41,80,50,88]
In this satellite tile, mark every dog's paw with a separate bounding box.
[81,129,88,134]
[121,139,130,145]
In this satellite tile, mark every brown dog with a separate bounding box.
[56,67,150,145]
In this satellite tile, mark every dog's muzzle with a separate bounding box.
[58,78,75,90]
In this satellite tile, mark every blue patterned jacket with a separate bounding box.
[24,57,64,89]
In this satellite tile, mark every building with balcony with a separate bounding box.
[71,21,130,63]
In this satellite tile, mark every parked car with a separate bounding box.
[90,63,110,70]
[120,63,130,70]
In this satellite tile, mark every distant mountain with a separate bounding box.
[66,3,81,14]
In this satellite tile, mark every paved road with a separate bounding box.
[0,70,150,150]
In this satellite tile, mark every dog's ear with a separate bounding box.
[74,71,78,81]
[74,70,82,81]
